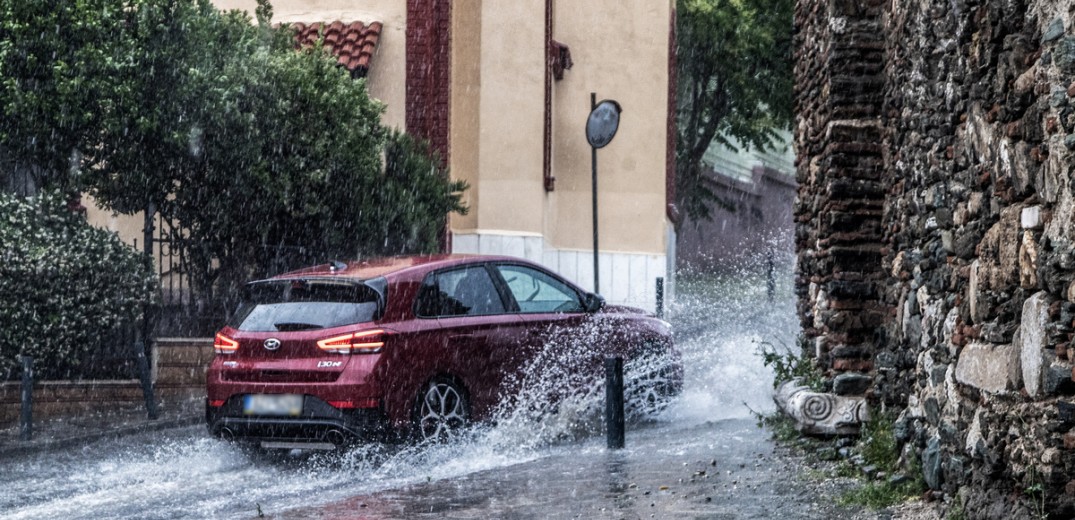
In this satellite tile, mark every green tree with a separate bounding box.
[89,0,466,313]
[1,0,468,326]
[373,130,468,256]
[0,0,129,191]
[171,27,392,310]
[90,0,261,215]
[675,0,793,226]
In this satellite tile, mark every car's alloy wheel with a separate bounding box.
[625,366,675,418]
[625,348,680,420]
[416,378,469,441]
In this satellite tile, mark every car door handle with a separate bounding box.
[448,334,477,345]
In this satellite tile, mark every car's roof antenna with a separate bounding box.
[328,260,347,272]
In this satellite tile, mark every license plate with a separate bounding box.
[243,394,303,416]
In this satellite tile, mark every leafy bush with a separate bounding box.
[759,336,825,390]
[859,411,900,473]
[0,191,158,379]
[839,478,922,509]
[371,130,468,256]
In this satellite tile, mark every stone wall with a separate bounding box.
[796,0,1075,516]
[0,338,212,426]
[794,0,889,393]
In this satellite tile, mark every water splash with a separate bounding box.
[663,248,799,424]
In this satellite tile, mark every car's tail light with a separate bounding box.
[214,333,239,354]
[317,329,387,354]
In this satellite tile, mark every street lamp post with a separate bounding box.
[585,93,621,294]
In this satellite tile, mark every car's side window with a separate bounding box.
[414,275,447,318]
[415,266,506,317]
[495,265,582,313]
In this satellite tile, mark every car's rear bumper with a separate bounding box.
[205,395,391,444]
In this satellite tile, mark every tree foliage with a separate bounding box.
[0,0,128,190]
[675,0,793,226]
[90,0,260,215]
[376,130,468,256]
[0,0,468,322]
[0,191,158,379]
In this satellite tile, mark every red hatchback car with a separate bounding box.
[205,255,681,448]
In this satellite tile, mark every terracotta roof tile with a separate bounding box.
[287,20,382,77]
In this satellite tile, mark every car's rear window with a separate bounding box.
[229,277,386,332]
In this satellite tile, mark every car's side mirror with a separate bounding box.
[583,292,605,313]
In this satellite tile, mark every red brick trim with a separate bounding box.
[666,7,679,223]
[406,0,451,164]
[543,0,554,192]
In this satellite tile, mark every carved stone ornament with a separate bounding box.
[774,379,869,436]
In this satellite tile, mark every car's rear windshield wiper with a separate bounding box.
[274,322,323,331]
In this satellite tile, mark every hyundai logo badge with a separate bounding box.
[264,338,282,351]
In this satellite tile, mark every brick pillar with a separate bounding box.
[406,0,451,163]
[794,0,887,385]
[407,0,452,252]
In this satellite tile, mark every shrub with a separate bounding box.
[759,335,825,390]
[0,191,158,379]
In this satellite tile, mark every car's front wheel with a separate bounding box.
[414,377,470,442]
[624,345,682,420]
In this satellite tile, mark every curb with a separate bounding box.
[0,414,203,460]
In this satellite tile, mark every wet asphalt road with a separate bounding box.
[275,418,860,520]
[0,415,872,519]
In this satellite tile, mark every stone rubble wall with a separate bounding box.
[795,0,1075,516]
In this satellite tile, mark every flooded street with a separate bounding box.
[0,264,827,519]
[284,419,817,520]
[2,417,827,519]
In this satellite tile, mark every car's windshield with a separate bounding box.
[229,277,385,332]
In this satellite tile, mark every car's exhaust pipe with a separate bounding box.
[325,429,347,447]
[219,427,236,442]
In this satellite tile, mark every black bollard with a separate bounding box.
[605,357,625,449]
[766,248,775,302]
[655,277,665,319]
[136,342,159,420]
[20,356,33,441]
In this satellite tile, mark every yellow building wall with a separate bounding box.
[449,0,482,233]
[449,0,671,256]
[549,0,670,255]
[448,0,673,309]
[475,0,547,236]
[83,194,142,249]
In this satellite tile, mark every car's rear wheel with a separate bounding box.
[414,377,470,442]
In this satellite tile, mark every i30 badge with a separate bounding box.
[263,338,281,351]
